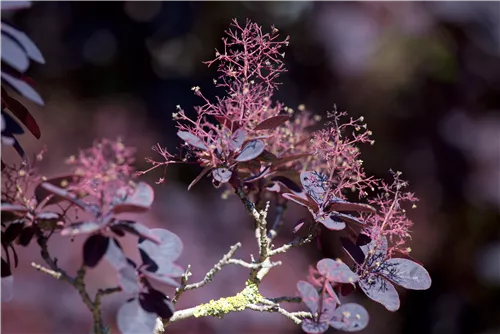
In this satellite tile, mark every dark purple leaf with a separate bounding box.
[83,234,109,268]
[177,131,207,150]
[187,166,212,191]
[1,111,24,134]
[301,319,329,334]
[258,150,278,162]
[317,258,359,284]
[327,198,376,213]
[4,222,24,244]
[359,275,399,311]
[110,226,126,237]
[316,214,346,231]
[293,219,305,234]
[214,115,240,131]
[340,283,355,297]
[229,128,246,151]
[60,221,102,236]
[212,167,232,183]
[331,212,365,226]
[282,192,312,208]
[265,182,281,193]
[379,258,431,290]
[254,115,290,130]
[2,72,43,105]
[235,139,265,162]
[330,303,369,332]
[340,237,365,264]
[112,182,154,214]
[18,226,34,246]
[297,280,319,315]
[1,274,14,302]
[1,257,12,278]
[356,233,372,246]
[117,298,157,334]
[139,289,174,319]
[2,91,40,139]
[270,176,302,193]
[139,248,159,272]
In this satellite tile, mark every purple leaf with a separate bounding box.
[229,128,246,151]
[254,115,290,130]
[293,219,305,234]
[270,176,302,193]
[300,171,329,205]
[112,221,160,244]
[2,72,43,105]
[117,298,158,334]
[360,236,388,262]
[356,233,371,246]
[138,228,183,272]
[177,131,207,150]
[235,139,265,162]
[187,166,211,191]
[141,269,182,288]
[316,214,346,231]
[18,226,35,246]
[139,289,175,319]
[297,280,319,315]
[1,257,12,278]
[83,234,109,268]
[0,1,31,11]
[117,264,140,294]
[331,212,365,226]
[1,33,29,72]
[212,167,232,183]
[1,23,45,64]
[35,175,80,206]
[327,198,376,213]
[301,319,329,334]
[317,258,359,284]
[1,275,14,303]
[340,237,365,264]
[2,90,41,139]
[359,275,400,311]
[40,182,87,210]
[325,283,341,305]
[330,303,369,332]
[282,192,312,208]
[105,238,128,270]
[3,222,24,244]
[61,221,102,236]
[380,258,431,290]
[1,203,28,214]
[112,182,154,214]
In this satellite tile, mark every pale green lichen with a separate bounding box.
[193,280,262,318]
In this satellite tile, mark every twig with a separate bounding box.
[227,258,282,269]
[31,262,61,279]
[269,229,318,256]
[266,296,302,304]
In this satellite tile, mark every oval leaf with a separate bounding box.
[297,280,319,315]
[35,175,80,206]
[83,234,109,268]
[340,237,366,264]
[229,128,246,151]
[316,214,346,231]
[2,23,45,64]
[300,171,329,205]
[1,33,29,72]
[301,319,329,334]
[60,221,102,236]
[117,298,158,334]
[254,115,290,130]
[118,264,140,294]
[380,258,431,290]
[105,238,128,270]
[270,176,302,193]
[1,275,14,303]
[327,198,376,213]
[317,258,359,284]
[330,303,369,332]
[139,289,175,319]
[112,182,154,214]
[177,131,207,150]
[359,275,400,311]
[212,167,232,183]
[2,72,43,105]
[4,222,25,244]
[138,228,183,273]
[235,139,265,162]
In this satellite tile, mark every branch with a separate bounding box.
[35,231,109,334]
[268,226,319,256]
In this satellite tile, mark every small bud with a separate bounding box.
[298,104,305,111]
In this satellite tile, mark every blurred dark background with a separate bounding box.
[1,2,499,334]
